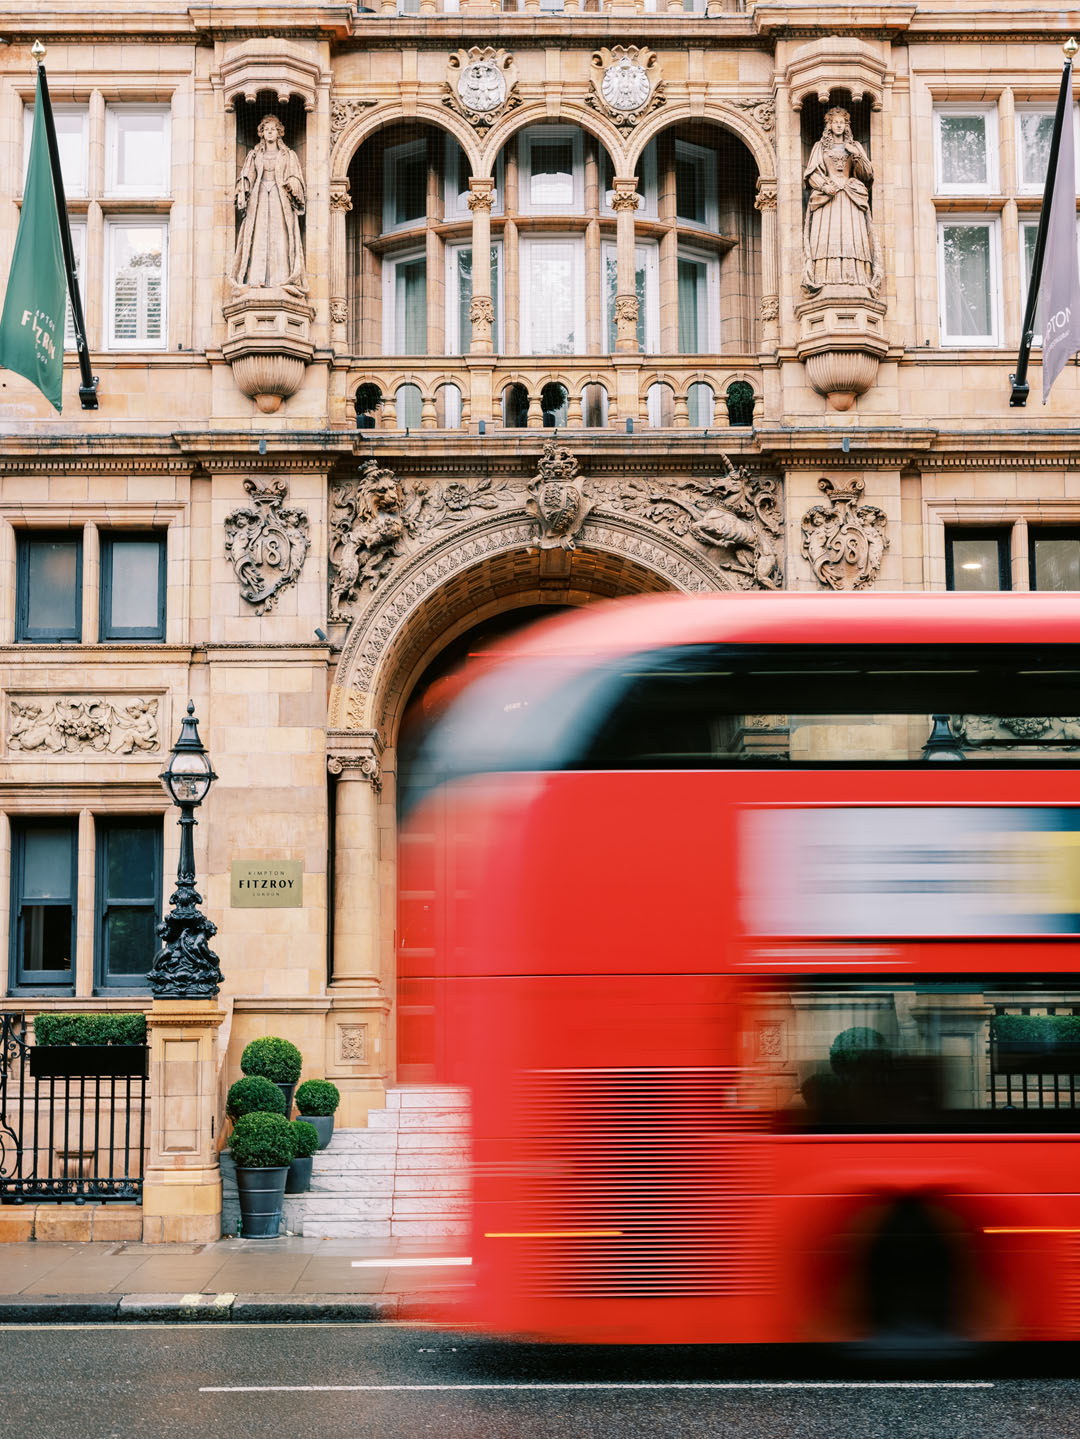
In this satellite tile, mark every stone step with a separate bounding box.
[392,1172,469,1195]
[299,1219,393,1239]
[293,1195,393,1219]
[309,1173,396,1195]
[366,1107,470,1132]
[390,1219,469,1239]
[392,1194,469,1218]
[385,1087,470,1109]
[324,1129,398,1152]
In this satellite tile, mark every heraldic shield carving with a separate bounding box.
[224,478,311,615]
[800,476,888,591]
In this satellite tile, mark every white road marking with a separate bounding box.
[350,1257,473,1268]
[200,1381,994,1393]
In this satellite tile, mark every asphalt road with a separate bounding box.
[2,1323,1080,1439]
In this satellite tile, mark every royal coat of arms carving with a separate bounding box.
[525,437,592,551]
[587,47,664,131]
[223,478,310,615]
[800,476,888,590]
[444,48,520,129]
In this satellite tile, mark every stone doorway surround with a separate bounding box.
[321,441,780,1123]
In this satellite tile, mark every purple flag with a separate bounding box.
[1041,67,1080,401]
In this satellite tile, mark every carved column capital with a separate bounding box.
[327,731,383,791]
[610,181,642,212]
[469,294,495,327]
[754,179,777,212]
[330,182,353,212]
[467,179,496,212]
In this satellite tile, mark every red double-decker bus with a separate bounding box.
[399,593,1080,1346]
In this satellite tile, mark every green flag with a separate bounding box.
[0,72,67,412]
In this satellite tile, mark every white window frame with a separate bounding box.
[518,234,586,355]
[445,239,504,353]
[675,138,719,231]
[1015,105,1080,196]
[601,239,659,353]
[1019,215,1080,347]
[936,215,1001,348]
[105,106,171,198]
[105,217,168,351]
[933,104,999,196]
[601,142,658,220]
[383,138,428,235]
[676,245,720,354]
[65,221,87,350]
[442,139,503,220]
[382,247,428,355]
[519,126,584,216]
[23,103,88,198]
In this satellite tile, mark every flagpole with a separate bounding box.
[30,40,98,410]
[1009,36,1079,407]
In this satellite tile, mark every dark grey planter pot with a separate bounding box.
[286,1155,313,1194]
[235,1164,288,1237]
[274,1082,296,1117]
[296,1114,334,1149]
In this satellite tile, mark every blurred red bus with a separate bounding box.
[398,593,1080,1345]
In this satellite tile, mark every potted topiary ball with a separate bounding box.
[240,1036,303,1117]
[294,1079,341,1150]
[229,1111,297,1238]
[286,1119,320,1194]
[226,1075,287,1121]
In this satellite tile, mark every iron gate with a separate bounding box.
[0,1013,149,1201]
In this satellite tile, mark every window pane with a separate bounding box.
[23,829,73,900]
[939,114,989,187]
[112,109,168,192]
[526,244,576,353]
[107,539,161,633]
[530,140,574,207]
[453,247,499,352]
[22,907,72,973]
[395,258,427,353]
[25,107,87,196]
[393,146,427,226]
[1021,223,1043,338]
[676,150,706,224]
[942,225,992,339]
[605,250,647,351]
[64,224,87,349]
[1033,536,1080,591]
[104,907,157,977]
[1018,112,1054,189]
[687,382,714,427]
[105,825,157,901]
[26,539,79,634]
[396,383,422,428]
[949,536,1004,591]
[678,258,705,353]
[110,224,166,346]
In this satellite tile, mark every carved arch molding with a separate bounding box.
[330,510,726,737]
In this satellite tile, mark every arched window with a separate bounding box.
[395,383,422,430]
[647,382,674,428]
[435,383,462,429]
[582,383,608,428]
[503,383,529,428]
[354,382,382,430]
[687,382,715,428]
[540,382,568,428]
[726,380,755,427]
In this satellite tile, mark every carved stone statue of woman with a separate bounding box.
[802,107,881,297]
[230,115,309,298]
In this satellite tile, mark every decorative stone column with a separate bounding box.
[327,733,391,1126]
[755,178,779,349]
[611,178,641,353]
[468,178,496,355]
[329,179,352,346]
[142,1000,225,1243]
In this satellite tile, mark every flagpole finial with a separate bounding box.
[1065,36,1078,60]
[30,40,45,63]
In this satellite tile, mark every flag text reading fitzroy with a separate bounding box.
[0,69,67,412]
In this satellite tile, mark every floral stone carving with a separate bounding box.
[224,478,310,615]
[444,48,520,128]
[593,457,783,591]
[587,47,664,131]
[525,437,592,551]
[9,697,159,754]
[801,477,888,590]
[956,715,1080,748]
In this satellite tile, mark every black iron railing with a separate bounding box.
[0,1013,149,1202]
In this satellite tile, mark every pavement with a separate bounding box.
[0,1235,474,1323]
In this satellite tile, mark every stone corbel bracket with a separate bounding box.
[794,294,888,411]
[222,293,316,414]
[220,36,327,112]
[785,37,889,112]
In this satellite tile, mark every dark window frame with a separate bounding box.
[94,816,163,993]
[945,527,1012,591]
[9,819,77,993]
[15,531,83,643]
[99,531,167,642]
[1029,527,1080,593]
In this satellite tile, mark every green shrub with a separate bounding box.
[240,1036,303,1084]
[226,1076,286,1120]
[991,1014,1080,1045]
[829,1026,890,1078]
[34,1012,147,1047]
[295,1079,340,1117]
[229,1111,297,1169]
[291,1120,320,1159]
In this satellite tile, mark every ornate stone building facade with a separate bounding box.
[1,2,1079,1230]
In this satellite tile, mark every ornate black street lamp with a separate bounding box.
[147,701,224,998]
[922,713,966,762]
